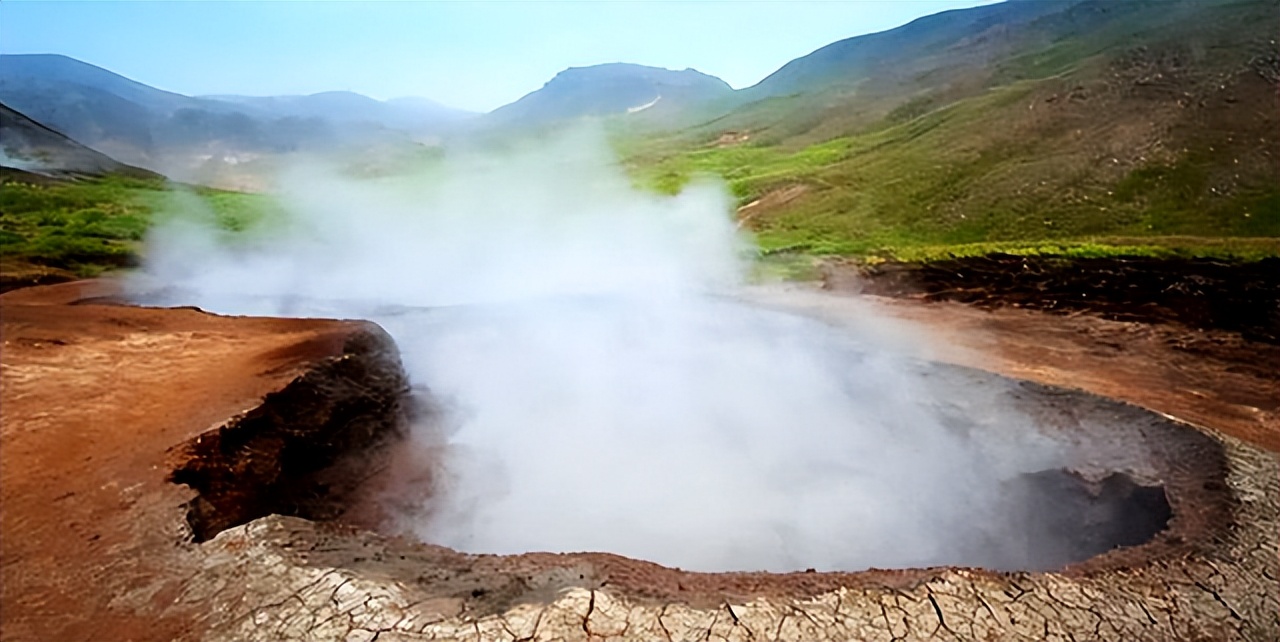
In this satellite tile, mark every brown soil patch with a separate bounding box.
[817,255,1280,450]
[0,258,78,294]
[887,296,1280,451]
[0,280,398,641]
[713,131,751,147]
[2,278,1277,641]
[737,184,811,227]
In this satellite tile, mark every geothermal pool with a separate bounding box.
[220,292,1178,574]
[130,140,1198,575]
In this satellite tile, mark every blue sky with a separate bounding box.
[2,0,997,112]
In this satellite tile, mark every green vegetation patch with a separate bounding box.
[0,175,279,276]
[874,236,1280,264]
[627,74,1280,265]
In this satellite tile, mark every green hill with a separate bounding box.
[625,0,1280,260]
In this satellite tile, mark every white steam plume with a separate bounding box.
[131,129,1066,573]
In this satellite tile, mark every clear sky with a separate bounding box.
[1,0,998,113]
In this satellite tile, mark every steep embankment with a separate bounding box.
[0,281,408,641]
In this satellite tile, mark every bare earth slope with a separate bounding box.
[2,280,1277,641]
[0,281,406,641]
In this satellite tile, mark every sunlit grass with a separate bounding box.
[0,175,280,276]
[627,76,1280,264]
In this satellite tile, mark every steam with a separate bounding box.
[132,130,1066,572]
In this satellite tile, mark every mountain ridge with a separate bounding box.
[738,0,1076,100]
[198,90,473,125]
[485,62,734,129]
[0,101,161,180]
[0,54,469,179]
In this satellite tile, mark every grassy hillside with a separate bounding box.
[625,0,1280,261]
[0,173,274,279]
[5,0,1277,286]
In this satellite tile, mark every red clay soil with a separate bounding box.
[2,279,1278,641]
[828,291,1279,452]
[813,254,1280,450]
[0,280,379,641]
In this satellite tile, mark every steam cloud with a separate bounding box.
[132,130,1067,573]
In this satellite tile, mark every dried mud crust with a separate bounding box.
[4,280,1278,641]
[190,437,1276,640]
[828,255,1280,343]
[179,378,1276,641]
[0,281,410,641]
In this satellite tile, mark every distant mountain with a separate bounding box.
[486,63,734,128]
[677,0,1240,147]
[0,102,161,180]
[1,55,211,169]
[0,54,467,179]
[0,53,212,115]
[201,91,473,130]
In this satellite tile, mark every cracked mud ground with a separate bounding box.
[2,280,1277,641]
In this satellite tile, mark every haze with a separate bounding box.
[0,0,996,112]
[129,130,1073,572]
